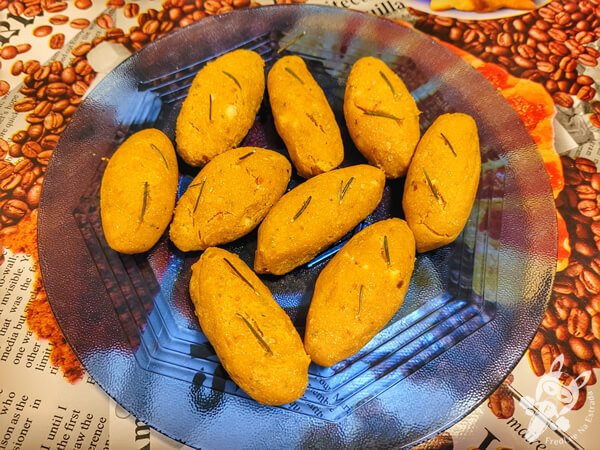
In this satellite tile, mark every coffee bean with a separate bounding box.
[577,86,595,101]
[69,18,90,30]
[531,330,546,349]
[13,98,36,113]
[32,67,48,85]
[566,261,584,277]
[43,112,64,131]
[96,14,114,29]
[548,28,568,42]
[0,139,7,158]
[585,47,600,58]
[541,343,561,373]
[556,324,570,341]
[11,130,27,144]
[74,60,92,76]
[580,270,600,294]
[575,240,597,257]
[14,159,33,175]
[10,60,23,76]
[549,42,570,57]
[8,144,21,158]
[24,60,40,75]
[570,337,594,360]
[542,309,560,328]
[573,361,596,385]
[25,114,43,125]
[23,5,42,17]
[75,0,92,9]
[33,25,52,37]
[2,199,28,219]
[40,135,59,151]
[591,175,600,192]
[27,124,43,140]
[529,27,550,42]
[71,81,88,96]
[51,99,70,112]
[37,150,53,165]
[26,184,41,209]
[44,1,68,13]
[0,175,20,193]
[1,45,18,60]
[62,105,78,118]
[555,302,570,321]
[8,1,25,15]
[49,33,65,50]
[537,61,555,73]
[50,15,69,25]
[578,53,598,67]
[20,171,35,191]
[576,276,590,299]
[142,19,160,35]
[72,43,92,57]
[516,44,535,59]
[130,31,148,43]
[576,31,595,44]
[528,350,545,376]
[21,141,42,158]
[576,157,596,173]
[60,67,76,84]
[0,162,14,180]
[124,3,140,18]
[514,55,535,69]
[592,315,600,340]
[46,82,69,97]
[568,82,582,96]
[16,43,31,55]
[568,308,591,337]
[576,184,596,200]
[553,279,574,295]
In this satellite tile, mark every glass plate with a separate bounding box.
[38,5,557,448]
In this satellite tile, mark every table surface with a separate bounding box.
[1,1,599,449]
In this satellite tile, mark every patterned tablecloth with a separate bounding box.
[1,0,600,448]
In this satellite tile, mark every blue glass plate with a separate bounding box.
[39,5,556,448]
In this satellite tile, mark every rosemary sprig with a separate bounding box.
[209,94,213,121]
[441,133,456,157]
[140,181,149,224]
[285,67,304,84]
[356,285,364,320]
[276,30,306,54]
[150,143,168,169]
[222,71,241,90]
[193,178,206,214]
[356,105,402,122]
[224,258,259,296]
[189,121,201,132]
[292,196,311,222]
[379,70,397,99]
[423,169,441,203]
[238,150,255,160]
[339,177,354,204]
[236,313,273,355]
[383,235,390,267]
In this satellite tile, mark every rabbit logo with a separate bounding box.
[519,354,592,441]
